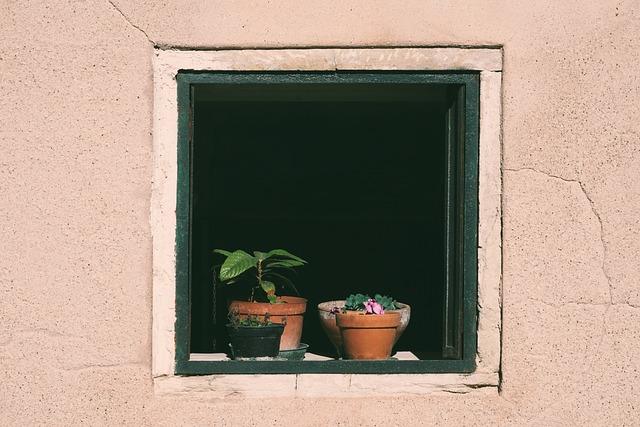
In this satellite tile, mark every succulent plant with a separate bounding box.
[344,293,397,314]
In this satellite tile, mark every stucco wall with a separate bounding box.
[1,1,638,425]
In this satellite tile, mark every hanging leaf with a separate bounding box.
[265,259,305,269]
[260,280,276,296]
[213,249,233,257]
[265,249,307,264]
[218,250,256,282]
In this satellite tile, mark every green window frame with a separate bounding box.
[174,71,479,375]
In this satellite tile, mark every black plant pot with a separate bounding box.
[226,323,285,359]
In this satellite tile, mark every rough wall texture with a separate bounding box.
[1,0,638,425]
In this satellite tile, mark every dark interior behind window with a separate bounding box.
[191,84,448,358]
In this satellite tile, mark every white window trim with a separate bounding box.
[151,47,503,397]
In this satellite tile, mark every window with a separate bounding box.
[174,71,479,374]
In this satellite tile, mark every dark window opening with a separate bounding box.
[176,72,479,374]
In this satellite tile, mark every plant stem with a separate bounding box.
[251,259,263,302]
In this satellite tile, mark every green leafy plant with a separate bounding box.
[344,293,398,314]
[344,293,370,311]
[373,294,398,311]
[227,309,275,328]
[214,249,307,303]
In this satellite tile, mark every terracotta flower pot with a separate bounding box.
[228,296,306,350]
[336,311,401,360]
[318,300,410,357]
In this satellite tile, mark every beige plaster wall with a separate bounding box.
[0,1,638,425]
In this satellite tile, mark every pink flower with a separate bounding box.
[363,299,384,315]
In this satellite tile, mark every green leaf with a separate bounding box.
[260,280,276,298]
[345,293,370,311]
[265,249,307,264]
[214,249,233,257]
[374,294,398,310]
[219,250,256,282]
[265,259,305,268]
[253,251,268,260]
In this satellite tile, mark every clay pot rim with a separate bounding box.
[336,311,401,328]
[229,296,307,316]
[318,300,410,312]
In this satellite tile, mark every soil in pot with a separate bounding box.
[226,323,285,359]
[335,311,401,360]
[228,296,307,351]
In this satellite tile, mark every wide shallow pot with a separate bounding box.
[318,300,410,357]
[229,296,307,350]
[226,323,285,359]
[335,311,401,360]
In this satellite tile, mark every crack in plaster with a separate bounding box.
[431,382,497,394]
[107,0,155,45]
[524,297,640,314]
[526,297,608,308]
[440,388,475,394]
[58,362,147,372]
[0,328,85,348]
[505,167,613,305]
[498,69,506,395]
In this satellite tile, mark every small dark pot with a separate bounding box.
[226,323,285,359]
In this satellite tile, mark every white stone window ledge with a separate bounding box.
[154,351,498,398]
[155,372,499,398]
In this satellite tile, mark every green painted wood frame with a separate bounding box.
[174,71,479,375]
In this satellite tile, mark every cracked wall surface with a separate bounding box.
[1,0,639,425]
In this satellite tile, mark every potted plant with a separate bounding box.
[215,249,308,351]
[226,310,284,359]
[318,294,411,357]
[336,293,401,360]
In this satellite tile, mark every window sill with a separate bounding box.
[155,352,498,397]
[154,372,499,398]
[177,351,475,374]
[154,352,499,399]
